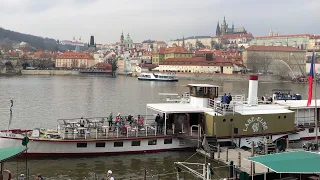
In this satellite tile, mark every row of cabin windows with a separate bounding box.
[76,139,173,148]
[308,128,320,133]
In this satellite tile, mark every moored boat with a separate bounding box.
[1,75,317,157]
[137,72,178,81]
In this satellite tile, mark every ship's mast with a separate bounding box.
[314,47,318,147]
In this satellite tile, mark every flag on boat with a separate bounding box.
[202,134,210,153]
[307,52,315,106]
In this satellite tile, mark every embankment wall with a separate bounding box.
[21,70,79,76]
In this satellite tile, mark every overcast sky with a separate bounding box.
[0,0,319,44]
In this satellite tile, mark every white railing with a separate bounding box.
[210,100,236,115]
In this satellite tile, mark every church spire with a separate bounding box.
[182,35,185,48]
[269,28,273,36]
[216,21,221,36]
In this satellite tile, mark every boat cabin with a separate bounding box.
[146,84,219,138]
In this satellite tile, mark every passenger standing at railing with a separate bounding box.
[155,114,160,132]
[114,113,121,131]
[227,93,232,109]
[221,94,228,109]
[108,112,113,130]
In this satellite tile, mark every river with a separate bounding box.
[0,75,314,179]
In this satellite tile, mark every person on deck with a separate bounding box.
[155,114,161,132]
[127,114,133,125]
[108,112,113,130]
[227,93,232,109]
[221,93,228,109]
[107,170,114,180]
[114,113,121,131]
[35,174,44,180]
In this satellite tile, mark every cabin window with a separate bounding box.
[230,118,233,122]
[309,128,314,133]
[96,142,105,147]
[131,141,141,146]
[114,141,124,147]
[284,116,286,119]
[223,119,226,122]
[278,116,280,119]
[77,143,87,148]
[148,140,157,145]
[164,139,172,144]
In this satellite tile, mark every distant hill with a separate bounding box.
[0,27,87,51]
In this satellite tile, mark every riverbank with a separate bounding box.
[119,71,282,82]
[21,70,79,76]
[20,70,282,82]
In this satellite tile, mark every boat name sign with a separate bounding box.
[243,117,268,133]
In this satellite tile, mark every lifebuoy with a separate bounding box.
[3,169,12,180]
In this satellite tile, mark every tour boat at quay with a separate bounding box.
[0,75,318,156]
[137,72,178,81]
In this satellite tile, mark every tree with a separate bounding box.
[111,58,118,77]
[196,41,205,49]
[245,52,273,73]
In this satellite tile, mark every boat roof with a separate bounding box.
[275,99,320,109]
[272,89,292,92]
[248,151,320,173]
[187,84,219,88]
[147,103,214,113]
[233,104,293,115]
[158,93,179,96]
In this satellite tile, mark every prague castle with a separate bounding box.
[216,16,247,36]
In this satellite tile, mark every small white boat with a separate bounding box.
[138,73,178,82]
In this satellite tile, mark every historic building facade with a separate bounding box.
[248,33,311,50]
[242,45,306,76]
[55,51,95,69]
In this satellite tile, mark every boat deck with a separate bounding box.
[26,117,197,141]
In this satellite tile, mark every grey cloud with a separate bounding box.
[0,0,318,43]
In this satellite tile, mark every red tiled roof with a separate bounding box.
[245,45,304,52]
[56,51,94,59]
[218,33,254,39]
[164,46,191,54]
[255,34,312,39]
[154,41,166,44]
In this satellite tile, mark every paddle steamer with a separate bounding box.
[0,75,316,156]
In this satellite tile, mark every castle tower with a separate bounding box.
[232,22,234,32]
[120,31,124,43]
[220,16,228,36]
[216,21,221,36]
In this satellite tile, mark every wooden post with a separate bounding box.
[286,138,289,149]
[144,169,147,180]
[218,144,220,159]
[238,152,241,168]
[251,142,254,157]
[265,142,268,155]
[226,148,229,162]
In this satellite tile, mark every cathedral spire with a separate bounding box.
[269,28,273,36]
[216,21,221,36]
[223,16,226,24]
[182,35,185,48]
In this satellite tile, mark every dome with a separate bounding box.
[124,33,133,43]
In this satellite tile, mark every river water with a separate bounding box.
[0,75,314,179]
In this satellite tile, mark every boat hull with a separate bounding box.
[0,134,192,157]
[137,77,178,82]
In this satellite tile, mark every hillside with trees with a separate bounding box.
[0,27,86,51]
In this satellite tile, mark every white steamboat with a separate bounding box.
[0,75,318,156]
